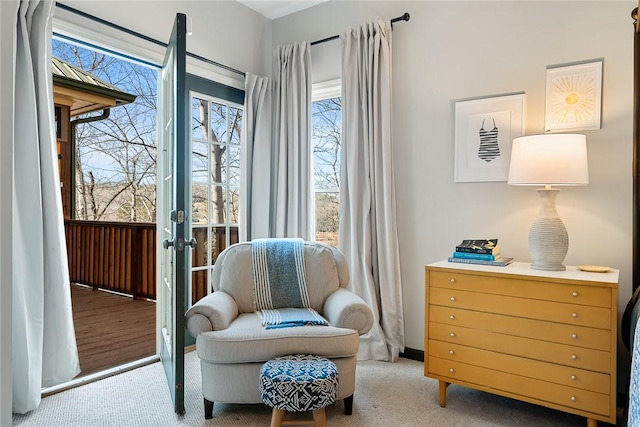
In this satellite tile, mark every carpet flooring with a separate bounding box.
[12,351,611,426]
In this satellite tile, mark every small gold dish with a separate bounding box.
[577,265,612,273]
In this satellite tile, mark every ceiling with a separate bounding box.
[236,0,328,20]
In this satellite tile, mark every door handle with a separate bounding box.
[185,237,197,249]
[163,237,196,251]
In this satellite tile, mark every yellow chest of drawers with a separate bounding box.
[425,261,619,427]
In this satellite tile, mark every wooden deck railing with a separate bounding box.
[65,220,157,300]
[65,220,239,303]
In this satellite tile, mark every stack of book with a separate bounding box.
[448,239,513,266]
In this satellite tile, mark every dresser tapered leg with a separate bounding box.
[586,418,597,427]
[439,381,449,407]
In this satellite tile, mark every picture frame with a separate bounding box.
[454,93,525,183]
[544,60,603,132]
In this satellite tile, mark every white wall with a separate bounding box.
[0,1,14,424]
[59,0,273,85]
[273,1,635,352]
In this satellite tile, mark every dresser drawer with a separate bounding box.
[429,305,611,351]
[430,287,611,329]
[429,323,611,373]
[428,356,610,417]
[429,270,611,308]
[428,340,610,393]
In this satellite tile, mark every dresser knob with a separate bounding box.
[572,312,578,318]
[449,368,455,373]
[571,396,577,402]
[571,375,577,381]
[572,291,578,297]
[571,333,577,339]
[449,315,455,320]
[450,278,456,283]
[449,350,454,355]
[571,354,577,360]
[450,296,456,302]
[450,332,455,338]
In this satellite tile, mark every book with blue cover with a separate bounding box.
[447,256,513,267]
[452,252,501,261]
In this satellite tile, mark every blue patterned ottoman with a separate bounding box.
[259,355,338,427]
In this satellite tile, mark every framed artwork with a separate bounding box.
[454,93,525,182]
[544,60,603,132]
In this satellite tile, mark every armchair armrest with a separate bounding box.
[323,288,373,335]
[185,291,238,337]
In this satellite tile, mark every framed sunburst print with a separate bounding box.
[544,60,603,132]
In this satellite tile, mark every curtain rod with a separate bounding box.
[54,2,246,77]
[310,13,410,46]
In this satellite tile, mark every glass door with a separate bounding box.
[156,12,191,414]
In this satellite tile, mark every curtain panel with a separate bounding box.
[339,18,405,362]
[240,73,274,242]
[13,0,79,413]
[241,42,313,241]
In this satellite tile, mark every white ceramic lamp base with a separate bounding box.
[528,188,568,271]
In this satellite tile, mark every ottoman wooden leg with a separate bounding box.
[312,408,327,427]
[270,408,285,427]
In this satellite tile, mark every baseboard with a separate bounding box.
[400,347,424,362]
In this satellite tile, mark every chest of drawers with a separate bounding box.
[425,261,619,427]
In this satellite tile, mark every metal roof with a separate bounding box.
[52,56,137,111]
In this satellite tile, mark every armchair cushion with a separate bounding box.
[185,291,238,336]
[323,288,374,335]
[196,312,359,363]
[212,242,341,314]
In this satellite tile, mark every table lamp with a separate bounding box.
[507,134,589,271]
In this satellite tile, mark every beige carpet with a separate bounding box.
[13,351,600,426]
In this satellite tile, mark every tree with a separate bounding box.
[53,39,158,222]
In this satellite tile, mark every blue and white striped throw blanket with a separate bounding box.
[260,307,328,329]
[252,238,327,329]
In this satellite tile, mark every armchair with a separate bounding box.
[185,240,374,419]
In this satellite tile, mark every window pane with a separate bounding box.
[192,141,209,184]
[312,97,341,191]
[315,192,339,247]
[210,226,223,264]
[211,102,227,144]
[192,184,209,224]
[313,96,341,244]
[191,227,209,267]
[210,143,226,184]
[229,107,242,145]
[229,187,239,223]
[211,185,226,224]
[192,98,209,139]
[191,269,208,303]
[228,145,240,187]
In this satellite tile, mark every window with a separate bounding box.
[190,93,242,302]
[312,88,341,247]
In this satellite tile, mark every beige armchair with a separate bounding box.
[185,240,374,419]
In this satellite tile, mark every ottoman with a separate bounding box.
[259,355,339,427]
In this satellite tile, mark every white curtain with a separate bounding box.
[240,73,274,242]
[339,18,405,362]
[241,42,313,240]
[13,0,80,413]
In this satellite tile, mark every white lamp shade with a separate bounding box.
[507,134,589,186]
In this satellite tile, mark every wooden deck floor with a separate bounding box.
[71,284,156,378]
